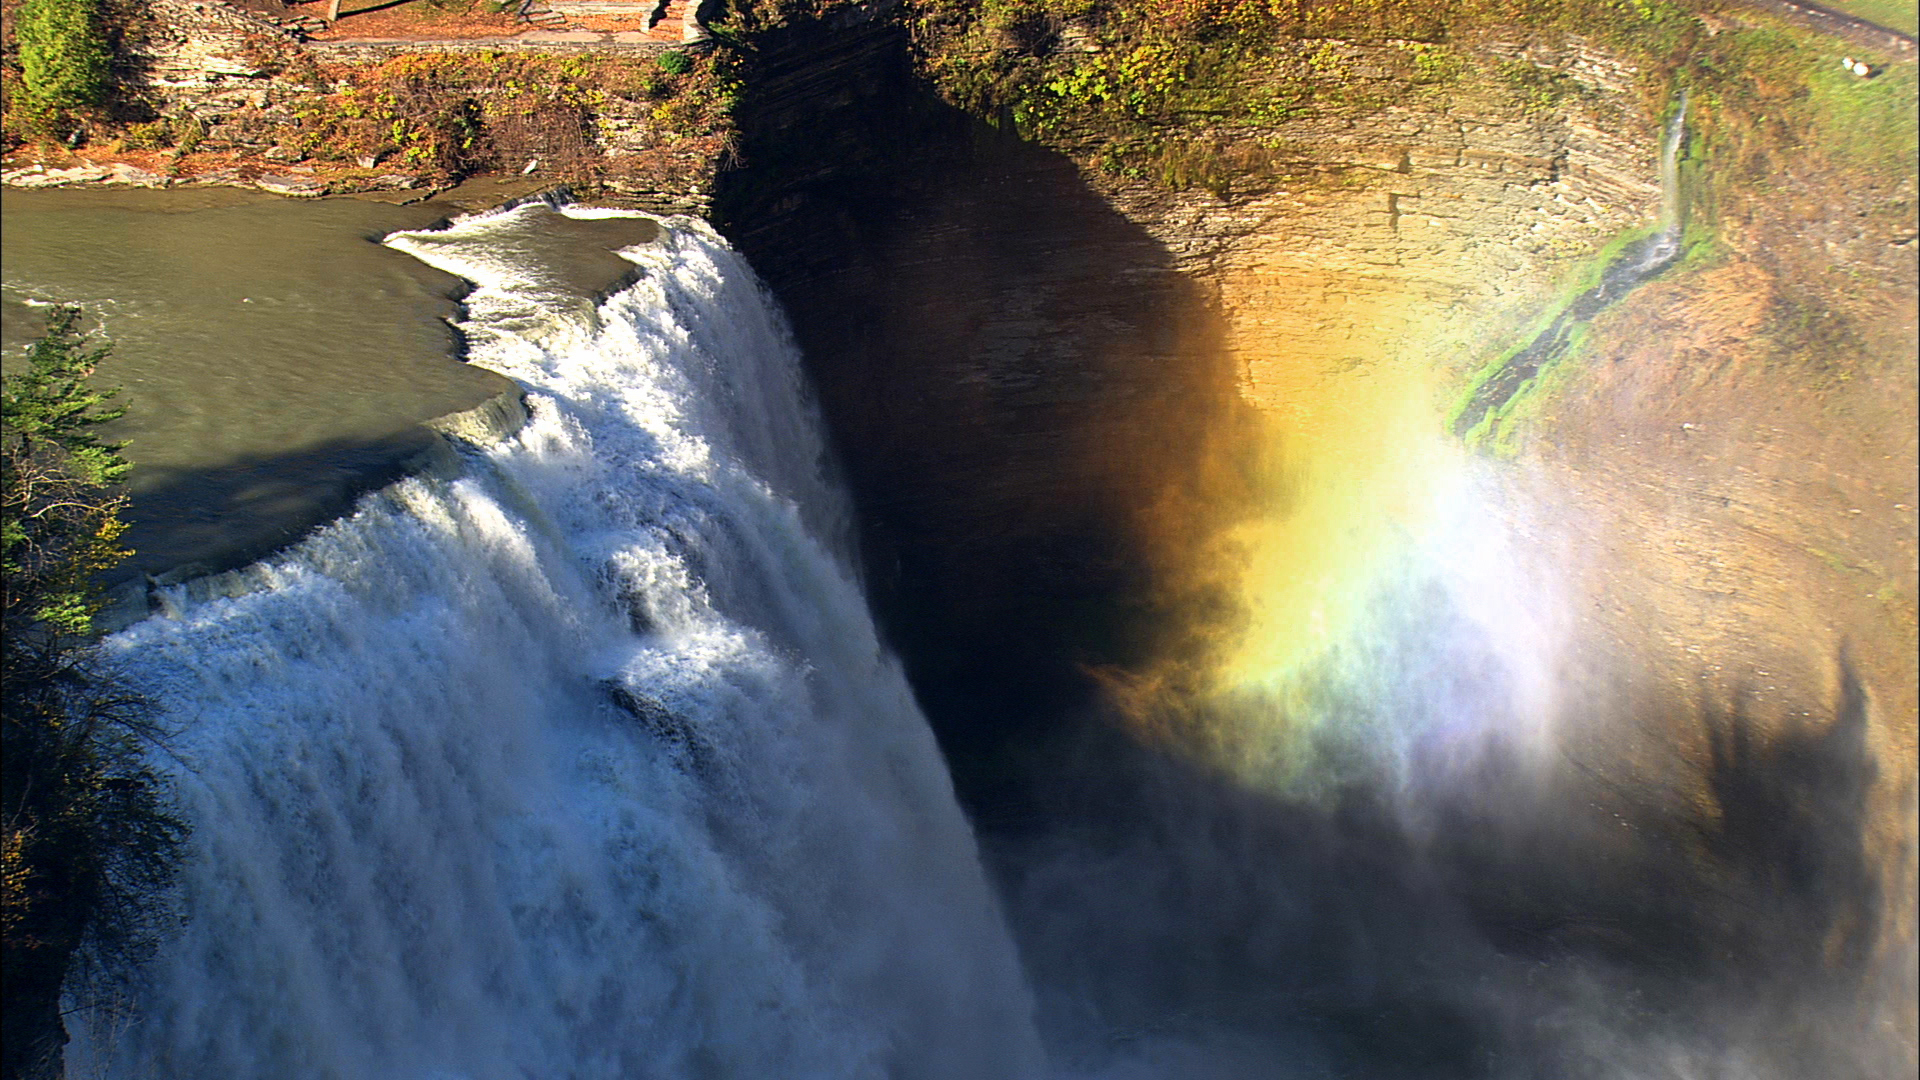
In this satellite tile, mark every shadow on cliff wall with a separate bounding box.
[1697,658,1882,983]
[713,12,1273,824]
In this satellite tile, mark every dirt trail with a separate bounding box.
[1732,0,1916,55]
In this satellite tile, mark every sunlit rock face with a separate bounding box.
[1094,43,1663,398]
[1090,27,1917,913]
[717,9,1915,1072]
[717,14,1671,809]
[714,18,1666,776]
[1085,42,1916,1065]
[1522,226,1918,986]
[1076,50,1669,689]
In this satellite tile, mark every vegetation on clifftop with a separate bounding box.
[2,0,1910,205]
[1,0,738,195]
[901,0,1915,198]
[904,0,1697,186]
[285,50,737,182]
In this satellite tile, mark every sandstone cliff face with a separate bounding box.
[1515,146,1919,983]
[1085,39,1664,404]
[715,15,1677,796]
[717,9,1916,1062]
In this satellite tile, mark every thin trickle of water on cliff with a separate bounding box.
[69,204,1044,1080]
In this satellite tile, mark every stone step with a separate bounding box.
[264,13,325,36]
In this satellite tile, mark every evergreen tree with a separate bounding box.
[2,309,183,1080]
[3,306,130,637]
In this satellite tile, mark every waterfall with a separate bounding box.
[1657,92,1688,240]
[1641,91,1689,271]
[69,204,1045,1079]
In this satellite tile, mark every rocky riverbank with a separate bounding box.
[3,0,729,213]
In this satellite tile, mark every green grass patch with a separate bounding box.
[1670,132,1723,269]
[1807,545,1859,575]
[1679,19,1918,195]
[1803,48,1919,179]
[1477,321,1592,457]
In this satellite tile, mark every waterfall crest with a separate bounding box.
[71,205,1044,1080]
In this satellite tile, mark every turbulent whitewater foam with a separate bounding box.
[70,205,1043,1080]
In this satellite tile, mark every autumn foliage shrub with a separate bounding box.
[14,0,110,111]
[293,51,733,180]
[7,0,110,140]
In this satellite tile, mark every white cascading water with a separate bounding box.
[69,203,1045,1079]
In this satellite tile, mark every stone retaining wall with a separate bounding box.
[306,34,692,62]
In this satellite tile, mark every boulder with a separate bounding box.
[255,173,327,197]
[109,162,170,187]
[3,163,112,187]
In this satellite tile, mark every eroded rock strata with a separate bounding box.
[715,14,1670,794]
[716,8,1916,1068]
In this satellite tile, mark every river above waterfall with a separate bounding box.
[1,187,658,586]
[65,200,1044,1080]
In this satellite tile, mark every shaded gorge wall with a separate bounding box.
[714,15,1267,822]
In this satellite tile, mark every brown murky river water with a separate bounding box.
[2,185,655,584]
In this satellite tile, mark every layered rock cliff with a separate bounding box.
[715,10,1682,804]
[714,3,1916,1066]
